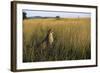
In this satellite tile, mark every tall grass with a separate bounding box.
[23,18,91,62]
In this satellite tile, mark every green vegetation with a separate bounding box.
[23,18,91,62]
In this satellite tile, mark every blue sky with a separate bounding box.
[23,10,91,18]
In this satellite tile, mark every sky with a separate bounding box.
[23,10,91,18]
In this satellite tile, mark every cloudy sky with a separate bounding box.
[23,10,91,18]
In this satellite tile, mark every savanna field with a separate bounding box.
[23,18,91,62]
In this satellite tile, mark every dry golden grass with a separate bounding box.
[23,18,91,62]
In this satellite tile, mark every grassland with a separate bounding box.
[23,18,91,62]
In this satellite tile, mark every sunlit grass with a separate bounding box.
[23,18,91,62]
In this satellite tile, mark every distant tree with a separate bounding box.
[23,12,27,19]
[56,16,60,19]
